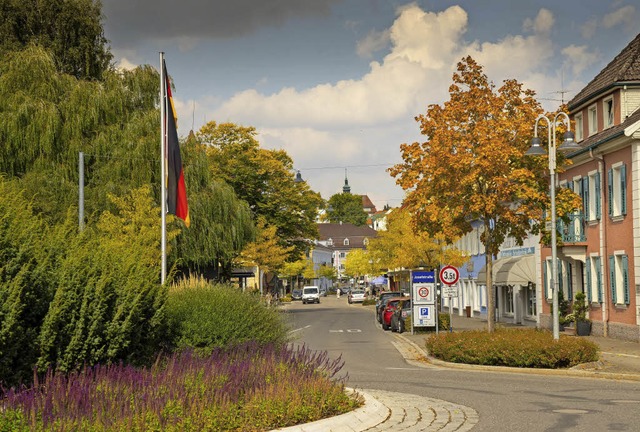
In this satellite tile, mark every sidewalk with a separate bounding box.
[401,314,640,379]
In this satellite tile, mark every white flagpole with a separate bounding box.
[160,52,167,284]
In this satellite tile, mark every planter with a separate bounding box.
[576,320,592,336]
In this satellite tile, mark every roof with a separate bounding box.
[569,33,640,109]
[571,107,640,156]
[361,195,377,212]
[317,222,377,249]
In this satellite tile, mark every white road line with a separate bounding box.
[288,325,311,334]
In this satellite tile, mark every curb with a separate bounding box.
[395,333,640,382]
[271,388,389,432]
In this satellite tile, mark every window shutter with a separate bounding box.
[544,261,548,300]
[582,177,589,218]
[586,259,592,302]
[609,255,617,304]
[596,256,603,303]
[621,164,627,215]
[595,172,601,220]
[567,263,573,300]
[608,169,613,217]
[622,255,630,304]
[558,260,563,295]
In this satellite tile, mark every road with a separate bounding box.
[285,295,640,432]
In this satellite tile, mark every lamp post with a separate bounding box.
[526,112,580,340]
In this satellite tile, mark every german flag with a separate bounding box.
[163,60,190,227]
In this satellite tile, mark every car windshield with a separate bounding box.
[304,288,318,294]
[352,290,364,294]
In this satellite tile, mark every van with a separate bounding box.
[302,286,320,304]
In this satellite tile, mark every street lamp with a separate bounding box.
[526,112,580,340]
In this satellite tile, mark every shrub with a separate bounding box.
[425,328,599,368]
[362,298,376,306]
[165,277,290,354]
[0,343,362,431]
[438,312,451,330]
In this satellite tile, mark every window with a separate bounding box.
[343,238,349,246]
[575,113,584,141]
[604,96,614,129]
[327,238,333,246]
[609,253,630,305]
[588,104,597,136]
[585,255,603,303]
[583,171,601,222]
[608,163,627,218]
[339,252,345,258]
[363,238,369,246]
[504,286,514,314]
[543,258,565,301]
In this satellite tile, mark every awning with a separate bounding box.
[475,255,536,286]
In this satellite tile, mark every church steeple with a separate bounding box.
[342,168,351,194]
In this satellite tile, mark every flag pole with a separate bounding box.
[160,52,167,284]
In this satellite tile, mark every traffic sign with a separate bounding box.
[439,265,460,286]
[413,282,434,303]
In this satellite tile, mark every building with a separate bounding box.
[542,32,640,340]
[317,222,377,281]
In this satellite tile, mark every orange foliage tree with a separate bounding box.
[389,56,579,332]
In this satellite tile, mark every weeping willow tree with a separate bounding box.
[0,0,112,80]
[175,134,256,280]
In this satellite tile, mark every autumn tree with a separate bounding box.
[280,259,307,291]
[237,217,294,293]
[389,56,580,332]
[326,192,368,226]
[367,208,467,271]
[198,122,323,259]
[343,248,375,281]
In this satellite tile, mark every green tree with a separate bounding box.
[0,0,112,80]
[280,259,307,291]
[326,193,368,226]
[390,57,580,331]
[198,122,323,259]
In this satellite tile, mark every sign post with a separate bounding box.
[411,271,436,333]
[439,265,459,332]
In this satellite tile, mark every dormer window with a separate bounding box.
[327,238,333,246]
[588,104,597,136]
[363,238,369,246]
[343,238,350,246]
[575,113,583,142]
[604,96,614,129]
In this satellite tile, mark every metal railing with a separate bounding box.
[558,213,586,243]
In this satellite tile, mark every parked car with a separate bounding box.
[390,298,412,333]
[319,286,327,297]
[291,289,302,301]
[382,297,408,330]
[348,289,366,304]
[376,291,404,323]
[302,286,320,304]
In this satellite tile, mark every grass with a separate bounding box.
[425,328,599,368]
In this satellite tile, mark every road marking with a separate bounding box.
[386,367,423,371]
[329,329,344,333]
[329,329,362,333]
[288,325,311,334]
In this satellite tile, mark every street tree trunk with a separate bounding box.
[486,254,495,332]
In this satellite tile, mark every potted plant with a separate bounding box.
[572,292,592,336]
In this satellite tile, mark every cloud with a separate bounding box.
[102,0,342,49]
[602,5,636,30]
[562,45,600,76]
[356,29,390,58]
[115,58,138,71]
[581,18,599,39]
[523,8,554,34]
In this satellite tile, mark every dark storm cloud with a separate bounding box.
[102,0,343,48]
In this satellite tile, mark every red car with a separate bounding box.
[382,297,409,330]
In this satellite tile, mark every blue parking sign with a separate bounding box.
[420,307,429,317]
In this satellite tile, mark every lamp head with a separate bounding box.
[525,136,547,156]
[294,170,304,183]
[558,131,580,152]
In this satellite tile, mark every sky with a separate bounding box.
[101,0,638,209]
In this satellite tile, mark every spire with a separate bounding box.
[343,168,351,194]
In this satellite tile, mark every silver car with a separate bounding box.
[348,289,366,304]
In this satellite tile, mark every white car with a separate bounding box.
[302,286,320,304]
[348,289,366,304]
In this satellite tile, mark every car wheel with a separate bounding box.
[398,319,404,334]
[391,319,397,333]
[382,322,389,330]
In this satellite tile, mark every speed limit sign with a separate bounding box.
[439,265,459,286]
